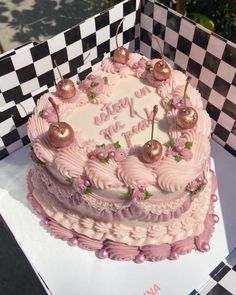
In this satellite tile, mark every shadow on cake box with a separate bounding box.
[0,0,235,251]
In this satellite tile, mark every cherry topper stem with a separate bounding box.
[48,97,60,128]
[151,105,158,148]
[53,59,63,81]
[183,76,191,109]
[152,35,164,60]
[115,17,125,48]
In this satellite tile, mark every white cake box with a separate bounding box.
[0,1,236,294]
[0,0,235,160]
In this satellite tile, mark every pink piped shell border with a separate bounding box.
[27,171,218,263]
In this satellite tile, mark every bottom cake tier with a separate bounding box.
[27,167,218,263]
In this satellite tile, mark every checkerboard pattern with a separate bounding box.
[140,0,236,157]
[0,0,140,160]
[189,248,236,295]
[0,0,235,160]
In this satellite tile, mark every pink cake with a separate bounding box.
[27,52,218,263]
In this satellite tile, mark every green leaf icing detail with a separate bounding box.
[167,139,175,148]
[127,187,134,197]
[91,81,99,88]
[103,77,108,84]
[185,141,193,150]
[76,80,81,85]
[83,187,92,194]
[113,141,121,149]
[144,191,152,199]
[99,156,110,163]
[174,155,182,162]
[39,110,44,117]
[66,177,75,184]
[167,99,173,107]
[145,64,153,72]
[87,92,96,99]
[96,144,106,148]
[36,160,45,167]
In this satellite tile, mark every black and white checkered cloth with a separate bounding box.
[190,248,236,295]
[0,0,235,160]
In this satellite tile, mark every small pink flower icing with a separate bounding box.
[131,190,145,203]
[114,149,126,162]
[72,177,84,190]
[181,148,193,161]
[41,106,58,122]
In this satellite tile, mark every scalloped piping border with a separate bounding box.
[27,170,218,263]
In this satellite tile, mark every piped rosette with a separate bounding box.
[156,132,210,192]
[77,73,114,104]
[85,142,126,189]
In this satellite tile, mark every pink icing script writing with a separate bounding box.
[122,108,156,148]
[94,86,151,126]
[94,97,135,126]
[99,121,126,138]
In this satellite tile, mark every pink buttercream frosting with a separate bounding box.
[27,168,217,262]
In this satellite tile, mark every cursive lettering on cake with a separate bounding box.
[99,121,126,139]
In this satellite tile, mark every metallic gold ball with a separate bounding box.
[176,107,198,129]
[57,79,76,99]
[113,47,129,64]
[153,60,171,81]
[48,122,74,148]
[142,140,163,163]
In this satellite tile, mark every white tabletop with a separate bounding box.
[0,141,235,295]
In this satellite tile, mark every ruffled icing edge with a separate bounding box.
[27,169,218,263]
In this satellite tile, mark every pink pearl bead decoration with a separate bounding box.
[139,186,145,193]
[98,248,109,259]
[134,253,146,264]
[132,63,139,69]
[212,214,219,223]
[84,179,91,187]
[211,194,218,202]
[201,242,210,252]
[132,196,138,203]
[88,74,95,80]
[43,218,50,226]
[202,178,208,185]
[96,151,104,159]
[108,151,115,158]
[42,110,49,119]
[196,176,203,183]
[175,145,183,153]
[68,237,79,246]
[169,251,179,260]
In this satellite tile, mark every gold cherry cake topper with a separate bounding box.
[152,35,171,81]
[113,18,129,64]
[48,97,74,148]
[54,60,76,99]
[176,76,198,129]
[142,105,163,163]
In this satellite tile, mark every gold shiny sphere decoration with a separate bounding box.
[47,96,74,148]
[142,139,163,163]
[142,105,163,163]
[56,79,76,99]
[54,59,76,99]
[48,122,74,148]
[176,107,198,129]
[153,60,171,81]
[113,47,129,64]
[113,17,129,65]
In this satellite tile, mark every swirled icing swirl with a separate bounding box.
[54,145,87,178]
[85,159,122,189]
[117,155,156,187]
